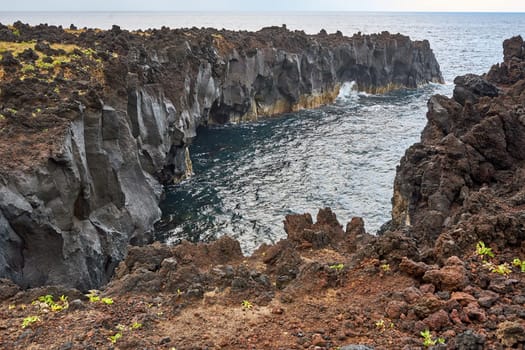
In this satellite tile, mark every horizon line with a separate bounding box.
[2,10,525,14]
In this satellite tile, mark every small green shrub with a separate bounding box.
[21,64,35,73]
[476,241,494,258]
[375,319,385,330]
[86,291,100,303]
[34,294,68,312]
[329,263,344,271]
[421,329,445,347]
[36,60,54,70]
[108,332,122,344]
[241,300,253,310]
[380,264,390,272]
[21,315,40,328]
[512,258,525,272]
[101,297,114,305]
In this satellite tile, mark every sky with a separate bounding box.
[3,0,525,12]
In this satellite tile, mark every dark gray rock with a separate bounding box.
[453,74,498,105]
[0,278,20,301]
[340,345,374,350]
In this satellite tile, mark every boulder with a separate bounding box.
[496,321,525,347]
[422,309,451,331]
[399,257,431,278]
[423,264,469,291]
[453,74,498,105]
[454,330,486,350]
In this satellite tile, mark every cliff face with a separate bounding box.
[0,23,442,289]
[391,36,525,260]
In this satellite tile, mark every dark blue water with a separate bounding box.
[3,12,524,252]
[155,85,442,252]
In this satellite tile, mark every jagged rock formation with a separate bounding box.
[3,36,525,350]
[391,35,525,261]
[0,22,442,289]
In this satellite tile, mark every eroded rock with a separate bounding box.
[0,25,443,289]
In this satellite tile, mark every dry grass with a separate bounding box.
[212,33,235,56]
[0,41,105,83]
[50,43,81,53]
[64,28,103,35]
[0,41,80,56]
[0,41,35,55]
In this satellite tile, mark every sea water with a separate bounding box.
[3,12,524,252]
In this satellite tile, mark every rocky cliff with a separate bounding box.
[391,35,525,261]
[0,22,442,290]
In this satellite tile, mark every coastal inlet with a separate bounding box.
[155,81,451,253]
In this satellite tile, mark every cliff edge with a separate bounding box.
[0,22,442,290]
[392,35,525,261]
[1,36,525,350]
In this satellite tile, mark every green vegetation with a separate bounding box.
[476,241,494,258]
[108,321,143,344]
[329,263,344,271]
[483,261,512,276]
[375,319,385,330]
[86,291,101,303]
[35,60,55,70]
[101,297,114,305]
[0,41,35,55]
[380,263,391,272]
[475,242,523,276]
[421,329,445,347]
[21,64,35,73]
[81,47,97,56]
[512,258,525,272]
[0,40,104,82]
[374,318,394,333]
[21,315,40,328]
[33,294,69,312]
[108,332,122,344]
[241,300,253,310]
[87,292,115,305]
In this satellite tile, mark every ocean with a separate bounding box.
[2,12,525,252]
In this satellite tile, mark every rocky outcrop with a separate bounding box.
[0,22,442,289]
[391,35,525,260]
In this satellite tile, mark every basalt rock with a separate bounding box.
[391,35,525,260]
[0,23,442,289]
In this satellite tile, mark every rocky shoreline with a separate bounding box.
[2,19,525,349]
[1,34,524,349]
[0,22,442,290]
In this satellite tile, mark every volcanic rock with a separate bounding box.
[0,24,443,289]
[391,35,525,263]
[496,321,525,347]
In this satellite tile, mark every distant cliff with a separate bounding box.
[0,22,442,289]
